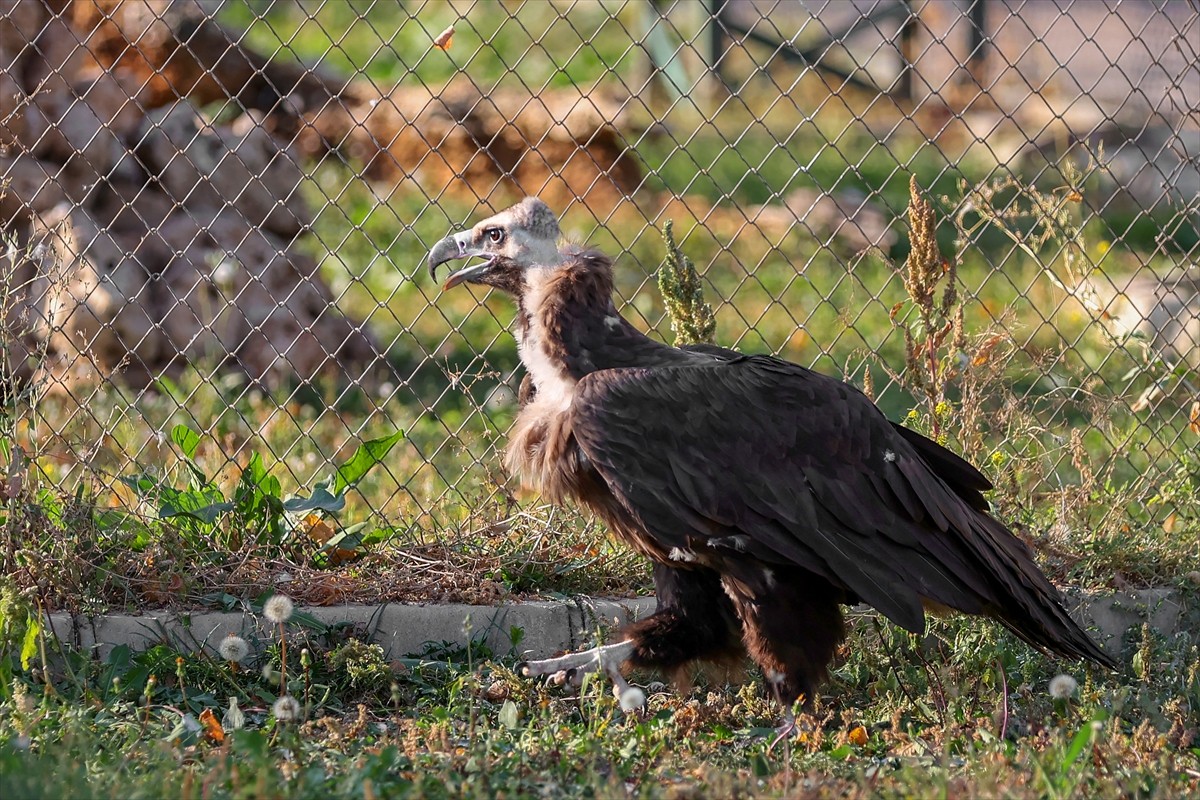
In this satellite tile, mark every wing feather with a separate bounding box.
[569,354,1111,668]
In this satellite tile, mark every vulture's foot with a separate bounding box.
[517,640,646,710]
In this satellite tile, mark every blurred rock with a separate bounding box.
[0,0,44,146]
[749,188,898,252]
[18,203,383,390]
[32,204,165,386]
[1109,267,1200,369]
[308,85,640,209]
[136,103,313,238]
[0,1,381,393]
[0,155,70,227]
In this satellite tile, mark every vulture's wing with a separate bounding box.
[571,355,1111,664]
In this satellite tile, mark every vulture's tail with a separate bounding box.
[974,514,1118,669]
[899,422,1116,669]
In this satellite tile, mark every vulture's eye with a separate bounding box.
[486,228,505,245]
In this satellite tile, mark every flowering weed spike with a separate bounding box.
[658,220,716,347]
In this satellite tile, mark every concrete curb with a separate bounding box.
[44,596,660,662]
[42,588,1193,663]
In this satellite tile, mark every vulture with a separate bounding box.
[428,198,1115,719]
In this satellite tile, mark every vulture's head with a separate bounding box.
[428,198,561,295]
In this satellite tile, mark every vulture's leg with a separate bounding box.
[517,639,635,687]
[620,563,744,676]
[722,566,848,712]
[517,564,743,696]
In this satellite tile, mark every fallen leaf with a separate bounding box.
[325,545,360,567]
[305,515,336,545]
[199,708,225,743]
[433,25,455,51]
[1189,400,1199,434]
[848,725,869,746]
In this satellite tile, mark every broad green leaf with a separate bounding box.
[333,430,404,494]
[105,644,132,669]
[357,525,395,546]
[282,485,346,514]
[1063,722,1098,769]
[119,474,161,496]
[20,613,40,670]
[160,485,233,523]
[170,424,202,460]
[828,744,853,761]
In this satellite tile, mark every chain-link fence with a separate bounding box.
[1,0,1197,594]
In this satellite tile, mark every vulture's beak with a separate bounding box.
[428,232,493,290]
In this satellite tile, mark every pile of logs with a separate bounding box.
[0,0,640,391]
[1,0,386,390]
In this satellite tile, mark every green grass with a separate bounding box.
[218,0,650,92]
[0,586,1196,799]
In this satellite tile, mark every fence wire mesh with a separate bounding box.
[1,0,1197,596]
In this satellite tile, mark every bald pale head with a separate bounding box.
[428,198,563,294]
[504,197,560,241]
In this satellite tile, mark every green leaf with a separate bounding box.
[1062,722,1097,770]
[164,713,202,746]
[498,699,520,730]
[105,644,132,669]
[237,453,282,504]
[119,474,161,497]
[334,431,404,494]
[282,485,346,514]
[159,483,233,523]
[20,613,40,671]
[828,744,853,761]
[170,424,202,460]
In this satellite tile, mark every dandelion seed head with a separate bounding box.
[618,687,646,713]
[263,594,294,624]
[218,634,250,663]
[272,695,301,721]
[1049,674,1078,699]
